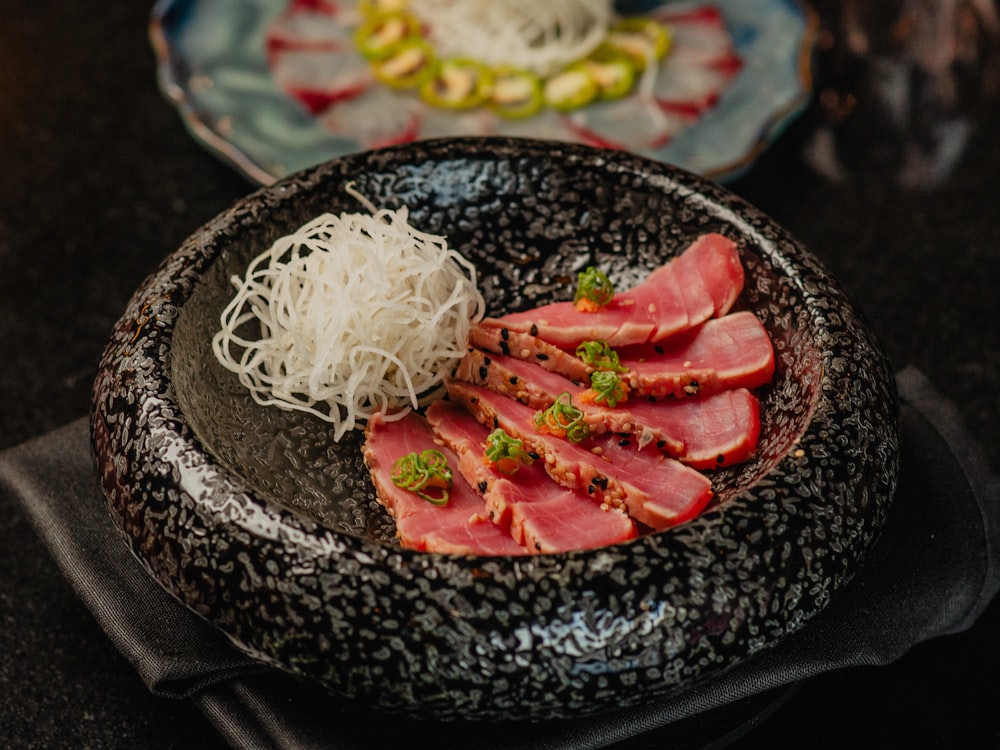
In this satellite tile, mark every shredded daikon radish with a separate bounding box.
[212,195,485,440]
[409,0,613,76]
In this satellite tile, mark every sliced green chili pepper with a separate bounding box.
[355,12,421,60]
[534,392,590,443]
[606,18,672,72]
[574,266,615,309]
[391,449,453,505]
[584,45,637,100]
[588,369,629,407]
[543,63,598,111]
[576,339,627,373]
[419,57,494,109]
[484,428,534,475]
[489,66,544,119]
[358,0,409,17]
[372,38,436,89]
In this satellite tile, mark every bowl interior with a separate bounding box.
[171,143,822,546]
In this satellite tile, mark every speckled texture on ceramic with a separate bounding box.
[91,137,899,722]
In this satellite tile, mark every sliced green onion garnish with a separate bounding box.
[391,449,453,505]
[484,428,534,475]
[589,369,629,408]
[534,392,590,443]
[574,266,615,308]
[576,339,627,372]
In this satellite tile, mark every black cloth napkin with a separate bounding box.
[2,366,998,750]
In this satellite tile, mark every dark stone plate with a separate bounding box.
[90,136,899,722]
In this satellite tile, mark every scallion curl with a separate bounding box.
[534,392,590,443]
[391,449,453,505]
[484,428,534,475]
[588,369,629,407]
[574,266,615,310]
[576,339,627,372]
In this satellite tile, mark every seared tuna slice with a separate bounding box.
[511,495,638,554]
[472,311,773,400]
[455,348,761,467]
[444,379,714,530]
[617,311,775,398]
[483,233,741,348]
[363,411,528,555]
[425,399,637,552]
[468,322,591,383]
[668,232,744,322]
[615,389,762,469]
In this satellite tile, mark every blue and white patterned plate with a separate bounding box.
[151,0,816,184]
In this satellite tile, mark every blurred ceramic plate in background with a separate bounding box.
[150,0,816,185]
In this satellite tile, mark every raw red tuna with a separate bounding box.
[482,233,742,348]
[363,411,529,555]
[617,311,775,398]
[425,400,637,552]
[470,310,773,400]
[444,379,715,530]
[670,233,745,319]
[454,347,761,467]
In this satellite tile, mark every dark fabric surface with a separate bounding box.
[2,367,996,750]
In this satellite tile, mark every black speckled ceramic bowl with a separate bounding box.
[91,137,899,722]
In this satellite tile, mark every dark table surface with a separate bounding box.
[2,2,999,748]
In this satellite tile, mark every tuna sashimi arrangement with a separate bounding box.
[363,233,775,555]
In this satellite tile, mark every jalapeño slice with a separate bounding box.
[372,38,436,89]
[489,66,544,119]
[584,45,637,100]
[543,62,598,111]
[606,18,672,72]
[355,12,421,60]
[419,57,494,109]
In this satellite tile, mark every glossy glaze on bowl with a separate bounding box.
[91,137,899,721]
